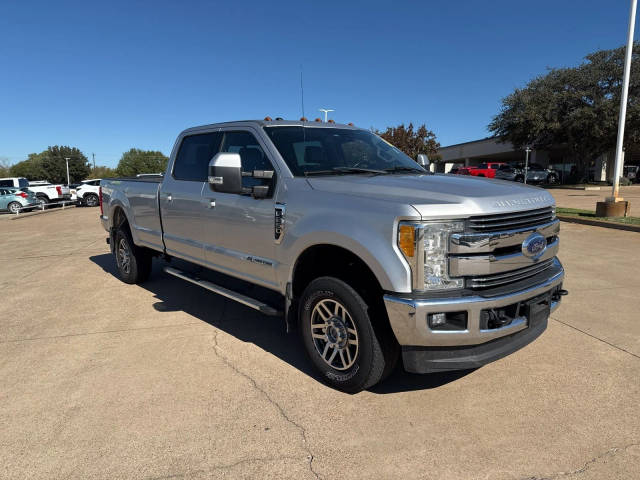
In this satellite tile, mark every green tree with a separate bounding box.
[10,146,90,183]
[90,165,116,178]
[376,123,440,161]
[489,43,640,165]
[0,157,11,177]
[115,149,168,177]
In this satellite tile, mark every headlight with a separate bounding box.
[398,221,464,291]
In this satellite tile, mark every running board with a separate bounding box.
[164,266,282,316]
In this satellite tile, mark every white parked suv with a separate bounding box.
[75,179,101,207]
[0,177,71,206]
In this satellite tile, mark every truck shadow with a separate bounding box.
[89,253,474,394]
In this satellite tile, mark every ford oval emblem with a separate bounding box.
[522,233,547,259]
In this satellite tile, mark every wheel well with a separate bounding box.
[112,206,130,231]
[292,244,383,307]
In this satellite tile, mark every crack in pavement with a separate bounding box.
[550,316,640,360]
[211,328,322,480]
[519,442,640,479]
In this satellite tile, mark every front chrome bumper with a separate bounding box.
[384,258,564,347]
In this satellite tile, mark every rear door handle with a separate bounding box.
[207,198,216,208]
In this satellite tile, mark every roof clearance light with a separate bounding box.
[348,122,354,126]
[275,117,283,121]
[300,117,308,121]
[315,118,322,122]
[264,116,272,121]
[328,119,335,124]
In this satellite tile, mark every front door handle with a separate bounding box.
[207,198,216,208]
[165,193,172,202]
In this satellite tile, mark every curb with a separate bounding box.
[558,215,640,233]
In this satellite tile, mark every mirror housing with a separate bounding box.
[208,153,243,194]
[417,154,430,168]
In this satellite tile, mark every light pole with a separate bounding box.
[524,147,531,184]
[610,0,637,201]
[318,108,334,122]
[65,157,70,186]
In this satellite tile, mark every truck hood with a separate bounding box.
[305,173,555,218]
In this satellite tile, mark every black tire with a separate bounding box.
[515,175,524,183]
[36,196,49,209]
[114,227,152,284]
[547,174,558,185]
[7,202,21,214]
[299,276,395,393]
[84,193,99,207]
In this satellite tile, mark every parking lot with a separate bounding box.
[1,207,639,479]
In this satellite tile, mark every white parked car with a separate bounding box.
[0,177,71,206]
[75,179,101,207]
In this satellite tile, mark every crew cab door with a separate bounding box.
[201,129,280,289]
[160,131,223,263]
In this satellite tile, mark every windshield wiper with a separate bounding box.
[304,167,387,176]
[384,166,428,174]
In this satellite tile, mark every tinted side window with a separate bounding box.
[173,132,223,181]
[220,131,273,189]
[0,180,13,187]
[490,164,499,169]
[477,163,488,169]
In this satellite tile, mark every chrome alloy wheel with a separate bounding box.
[310,298,359,370]
[117,238,131,274]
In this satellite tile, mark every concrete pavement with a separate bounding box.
[1,208,639,479]
[549,185,640,216]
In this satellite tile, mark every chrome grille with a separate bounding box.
[467,207,555,233]
[467,258,555,290]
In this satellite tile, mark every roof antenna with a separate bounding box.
[300,65,305,120]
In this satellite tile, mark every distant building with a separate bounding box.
[436,136,637,183]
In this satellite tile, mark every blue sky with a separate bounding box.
[0,0,636,167]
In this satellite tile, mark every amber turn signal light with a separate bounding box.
[398,225,415,258]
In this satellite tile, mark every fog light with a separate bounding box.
[427,311,468,331]
[427,313,447,328]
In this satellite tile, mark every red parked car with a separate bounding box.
[466,162,506,178]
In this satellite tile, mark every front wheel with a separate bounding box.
[7,202,21,214]
[299,277,393,393]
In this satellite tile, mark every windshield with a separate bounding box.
[18,178,29,188]
[263,126,424,176]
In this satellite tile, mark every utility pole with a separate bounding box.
[319,108,334,122]
[64,157,70,186]
[610,0,637,201]
[524,147,531,184]
[92,153,96,172]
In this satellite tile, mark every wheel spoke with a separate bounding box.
[327,348,338,365]
[311,322,326,330]
[345,347,352,365]
[347,327,357,336]
[322,343,330,360]
[348,339,357,346]
[312,333,326,340]
[317,303,332,320]
[339,350,347,369]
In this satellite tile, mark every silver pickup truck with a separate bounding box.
[100,119,566,392]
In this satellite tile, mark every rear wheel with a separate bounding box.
[515,175,524,183]
[7,202,21,214]
[36,196,48,209]
[84,193,99,207]
[114,227,152,284]
[299,276,394,393]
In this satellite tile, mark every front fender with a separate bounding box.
[279,212,414,293]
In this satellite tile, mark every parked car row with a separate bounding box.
[449,162,559,184]
[0,177,103,213]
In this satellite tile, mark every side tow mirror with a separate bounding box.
[417,154,430,168]
[208,152,242,194]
